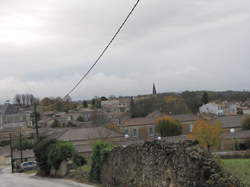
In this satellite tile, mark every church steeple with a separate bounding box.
[152,83,157,95]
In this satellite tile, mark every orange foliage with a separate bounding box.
[188,120,223,151]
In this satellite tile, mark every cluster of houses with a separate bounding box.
[199,100,250,116]
[1,96,250,164]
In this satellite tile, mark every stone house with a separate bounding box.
[57,127,127,157]
[210,115,245,133]
[119,112,197,140]
[221,130,250,151]
[0,103,32,129]
[101,98,130,113]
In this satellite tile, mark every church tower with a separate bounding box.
[152,83,157,96]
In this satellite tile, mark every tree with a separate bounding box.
[33,138,57,175]
[201,92,209,105]
[83,100,88,108]
[155,116,182,137]
[242,115,250,130]
[51,119,61,128]
[47,141,76,170]
[33,138,85,176]
[90,141,113,183]
[162,95,190,114]
[181,91,202,113]
[14,137,34,150]
[101,96,108,101]
[13,94,21,105]
[188,120,223,152]
[77,115,85,122]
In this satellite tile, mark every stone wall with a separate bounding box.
[101,140,243,187]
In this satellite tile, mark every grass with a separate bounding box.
[24,169,37,175]
[222,159,250,186]
[81,164,91,173]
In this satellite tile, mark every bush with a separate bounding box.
[33,138,57,175]
[51,119,61,128]
[156,116,182,137]
[66,121,77,127]
[0,140,10,147]
[13,138,33,150]
[77,116,85,122]
[73,154,87,167]
[33,138,85,176]
[242,115,250,130]
[89,141,113,183]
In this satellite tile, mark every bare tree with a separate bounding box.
[13,94,21,105]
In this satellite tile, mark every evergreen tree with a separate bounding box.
[201,92,209,104]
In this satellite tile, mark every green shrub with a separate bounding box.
[13,138,33,150]
[77,116,85,122]
[242,115,250,130]
[0,140,10,147]
[51,119,61,128]
[33,138,86,175]
[33,138,57,175]
[48,141,76,170]
[67,121,77,127]
[73,154,87,167]
[89,141,113,183]
[156,116,182,137]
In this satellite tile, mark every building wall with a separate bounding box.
[120,125,155,140]
[199,103,224,116]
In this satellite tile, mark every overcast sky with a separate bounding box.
[0,0,250,102]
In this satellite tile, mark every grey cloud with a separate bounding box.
[0,0,250,102]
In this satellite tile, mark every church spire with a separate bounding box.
[152,83,157,95]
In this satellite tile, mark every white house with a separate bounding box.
[199,102,238,116]
[199,103,224,116]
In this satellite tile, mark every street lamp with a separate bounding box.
[230,128,235,133]
[157,136,161,140]
[230,128,236,150]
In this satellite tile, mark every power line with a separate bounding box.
[64,0,141,98]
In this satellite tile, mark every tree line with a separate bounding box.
[13,94,39,107]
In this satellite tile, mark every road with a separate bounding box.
[0,167,95,187]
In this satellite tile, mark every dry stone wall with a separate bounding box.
[101,140,243,187]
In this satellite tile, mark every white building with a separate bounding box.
[199,103,224,116]
[199,102,238,116]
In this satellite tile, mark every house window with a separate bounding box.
[148,127,154,136]
[189,124,193,132]
[125,129,129,135]
[132,128,137,137]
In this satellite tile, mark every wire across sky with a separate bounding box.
[64,0,141,99]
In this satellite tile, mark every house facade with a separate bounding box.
[199,103,224,116]
[0,103,32,129]
[101,98,130,113]
[57,127,127,157]
[199,102,238,116]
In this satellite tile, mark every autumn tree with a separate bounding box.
[162,95,189,114]
[188,120,223,152]
[155,116,182,137]
[242,115,250,130]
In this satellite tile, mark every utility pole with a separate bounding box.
[34,103,39,137]
[19,128,23,163]
[9,133,14,173]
